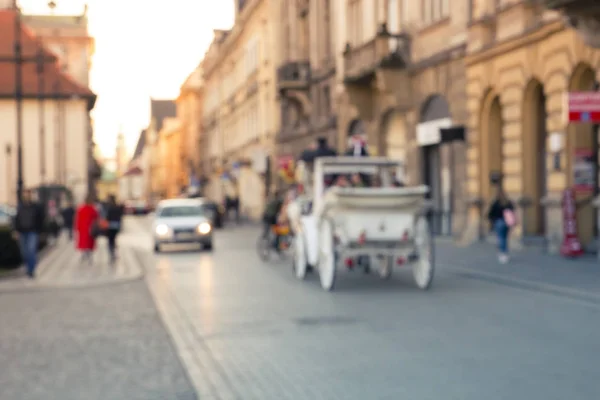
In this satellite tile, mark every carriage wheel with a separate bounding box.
[293,233,308,280]
[317,219,336,291]
[412,216,434,290]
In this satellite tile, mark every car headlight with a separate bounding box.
[196,222,211,234]
[155,224,170,236]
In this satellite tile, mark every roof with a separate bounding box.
[150,99,176,131]
[0,10,96,107]
[21,13,88,28]
[131,129,146,161]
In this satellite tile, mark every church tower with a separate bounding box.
[115,132,127,177]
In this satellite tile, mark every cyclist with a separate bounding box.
[262,190,284,249]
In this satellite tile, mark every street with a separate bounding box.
[1,217,599,400]
[129,217,600,400]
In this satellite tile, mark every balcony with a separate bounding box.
[344,23,411,86]
[277,61,311,92]
[542,0,600,47]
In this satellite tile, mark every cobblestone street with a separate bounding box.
[0,219,195,400]
[129,217,600,400]
[2,217,600,400]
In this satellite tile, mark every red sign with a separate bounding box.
[567,92,600,122]
[560,188,584,257]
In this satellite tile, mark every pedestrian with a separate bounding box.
[262,190,283,241]
[75,194,100,265]
[13,190,45,278]
[345,133,369,156]
[487,188,516,264]
[105,194,124,264]
[225,179,240,224]
[47,198,60,244]
[61,200,75,240]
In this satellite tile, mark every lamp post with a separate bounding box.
[53,77,61,184]
[36,40,46,184]
[48,0,65,185]
[12,0,24,204]
[5,145,12,205]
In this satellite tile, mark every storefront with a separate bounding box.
[466,18,600,250]
[416,95,465,236]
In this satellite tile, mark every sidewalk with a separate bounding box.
[436,240,600,300]
[0,279,196,400]
[0,237,144,291]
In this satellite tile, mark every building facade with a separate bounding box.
[0,10,96,206]
[157,117,183,199]
[176,66,204,195]
[22,6,94,87]
[146,99,176,202]
[541,0,600,48]
[465,1,600,252]
[22,6,99,196]
[335,0,469,236]
[201,0,278,219]
[274,0,337,161]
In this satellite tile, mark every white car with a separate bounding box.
[152,198,213,253]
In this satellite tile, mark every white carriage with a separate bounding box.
[288,156,434,291]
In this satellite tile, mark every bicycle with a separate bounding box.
[257,224,292,261]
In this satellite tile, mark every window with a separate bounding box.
[323,0,331,58]
[157,205,204,218]
[400,0,409,25]
[245,37,259,76]
[323,86,331,115]
[388,0,399,33]
[348,0,361,46]
[422,0,449,24]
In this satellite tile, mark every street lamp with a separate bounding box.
[36,40,46,184]
[5,145,12,204]
[53,76,62,185]
[12,0,24,204]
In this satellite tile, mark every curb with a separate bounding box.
[0,246,146,294]
[445,265,600,306]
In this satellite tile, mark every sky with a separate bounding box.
[17,0,234,158]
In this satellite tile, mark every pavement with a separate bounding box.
[0,225,143,291]
[2,216,599,399]
[0,279,196,400]
[126,216,600,400]
[0,219,194,400]
[435,240,600,303]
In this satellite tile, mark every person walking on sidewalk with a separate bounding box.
[105,195,124,264]
[75,194,99,265]
[61,201,75,241]
[13,190,45,278]
[487,188,516,264]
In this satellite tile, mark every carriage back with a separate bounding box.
[320,186,429,243]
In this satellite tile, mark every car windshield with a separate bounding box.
[158,205,204,218]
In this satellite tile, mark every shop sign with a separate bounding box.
[573,148,595,193]
[560,188,584,258]
[416,118,452,146]
[567,92,600,123]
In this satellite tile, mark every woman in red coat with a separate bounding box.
[75,195,99,264]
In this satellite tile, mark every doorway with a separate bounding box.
[418,95,452,235]
[481,95,504,202]
[422,145,443,234]
[568,64,598,248]
[522,80,547,236]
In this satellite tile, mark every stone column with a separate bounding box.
[541,193,563,254]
